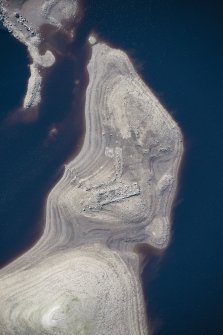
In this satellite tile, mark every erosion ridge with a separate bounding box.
[0,2,183,334]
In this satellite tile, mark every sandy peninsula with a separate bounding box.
[0,1,183,334]
[0,0,78,109]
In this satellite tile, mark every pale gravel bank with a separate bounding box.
[0,0,78,109]
[0,12,183,335]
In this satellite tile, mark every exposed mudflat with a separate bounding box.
[0,1,183,334]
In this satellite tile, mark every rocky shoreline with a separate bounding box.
[0,0,79,110]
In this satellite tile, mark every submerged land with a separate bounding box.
[0,1,183,334]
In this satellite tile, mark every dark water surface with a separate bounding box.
[0,29,29,120]
[0,20,91,266]
[0,0,223,334]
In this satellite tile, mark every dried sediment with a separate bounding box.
[59,42,183,250]
[0,35,183,335]
[0,246,147,335]
[0,0,78,109]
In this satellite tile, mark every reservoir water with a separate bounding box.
[0,20,91,266]
[0,0,223,334]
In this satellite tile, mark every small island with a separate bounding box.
[0,1,183,334]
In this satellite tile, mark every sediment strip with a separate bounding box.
[0,0,78,109]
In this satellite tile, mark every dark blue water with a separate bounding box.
[84,0,223,334]
[0,22,90,266]
[0,1,223,334]
[0,29,29,120]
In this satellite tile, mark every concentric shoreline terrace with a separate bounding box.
[0,1,183,334]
